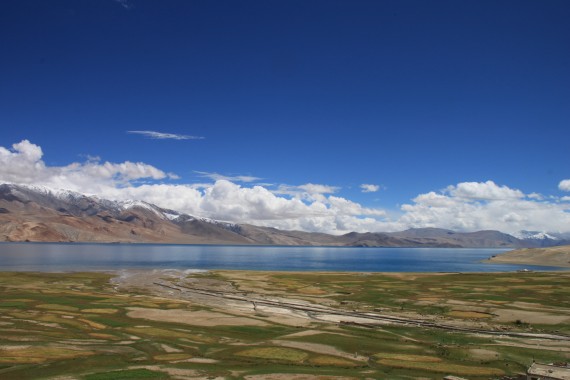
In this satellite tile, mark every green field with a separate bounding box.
[0,270,568,379]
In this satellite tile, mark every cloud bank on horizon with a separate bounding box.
[1,139,570,235]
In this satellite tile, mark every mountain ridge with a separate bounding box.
[1,183,567,248]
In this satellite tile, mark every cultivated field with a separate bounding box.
[0,270,569,379]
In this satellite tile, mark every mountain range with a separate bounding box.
[1,183,567,248]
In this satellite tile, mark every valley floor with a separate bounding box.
[0,270,569,379]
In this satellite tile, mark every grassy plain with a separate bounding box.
[0,270,569,379]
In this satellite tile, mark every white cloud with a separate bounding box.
[527,192,543,200]
[0,140,175,195]
[559,179,570,192]
[128,130,204,140]
[297,183,339,195]
[114,0,133,10]
[360,184,380,193]
[2,140,570,235]
[447,180,524,200]
[194,171,261,183]
[400,181,570,234]
[0,140,388,235]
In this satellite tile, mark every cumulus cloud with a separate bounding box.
[0,140,175,194]
[2,140,570,235]
[194,171,261,183]
[297,183,339,195]
[399,181,570,234]
[360,184,380,193]
[128,130,204,140]
[0,140,389,234]
[559,179,570,192]
[447,180,524,200]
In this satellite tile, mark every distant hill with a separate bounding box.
[486,245,570,268]
[1,183,567,248]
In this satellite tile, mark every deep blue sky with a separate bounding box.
[1,0,569,210]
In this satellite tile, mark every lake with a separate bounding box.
[0,243,564,272]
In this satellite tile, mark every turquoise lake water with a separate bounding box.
[0,243,564,272]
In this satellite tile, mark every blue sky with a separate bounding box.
[1,0,570,234]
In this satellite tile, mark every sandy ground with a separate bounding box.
[126,307,268,327]
[244,375,361,380]
[493,309,570,325]
[269,340,368,362]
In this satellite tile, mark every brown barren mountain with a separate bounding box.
[0,183,565,249]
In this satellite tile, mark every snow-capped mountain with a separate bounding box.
[1,182,568,248]
[514,230,560,241]
[0,182,250,244]
[512,230,565,247]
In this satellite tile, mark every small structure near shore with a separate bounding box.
[527,362,570,380]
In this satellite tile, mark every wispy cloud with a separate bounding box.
[114,0,133,10]
[128,130,204,140]
[360,184,380,193]
[194,171,261,183]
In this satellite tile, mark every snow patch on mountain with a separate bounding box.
[514,230,560,240]
[120,199,164,216]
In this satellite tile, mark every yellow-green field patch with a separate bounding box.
[237,347,309,362]
[153,353,193,361]
[0,346,94,364]
[82,308,118,314]
[78,318,107,329]
[89,333,119,340]
[308,355,360,367]
[36,304,79,312]
[448,310,493,319]
[378,359,504,376]
[374,353,442,362]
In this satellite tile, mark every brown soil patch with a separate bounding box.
[153,353,193,361]
[297,287,327,295]
[236,347,308,362]
[160,344,183,353]
[126,307,267,326]
[88,333,118,340]
[36,304,79,312]
[278,330,350,339]
[417,297,440,301]
[78,318,106,329]
[374,353,442,362]
[271,340,368,362]
[308,355,359,367]
[468,348,500,361]
[378,359,504,376]
[493,309,570,324]
[245,375,359,380]
[0,345,93,364]
[82,308,118,314]
[448,311,492,319]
